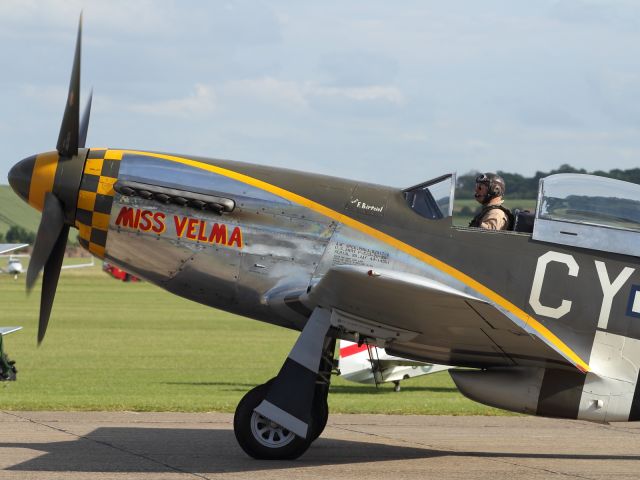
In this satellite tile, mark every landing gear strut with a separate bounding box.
[311,333,334,440]
[234,308,336,459]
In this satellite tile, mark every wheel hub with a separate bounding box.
[250,411,296,448]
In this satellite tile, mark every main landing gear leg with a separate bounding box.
[310,333,335,441]
[233,307,336,460]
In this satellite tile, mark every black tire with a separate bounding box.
[233,382,313,460]
[310,399,328,441]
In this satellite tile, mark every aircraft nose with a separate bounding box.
[8,154,37,205]
[8,151,60,212]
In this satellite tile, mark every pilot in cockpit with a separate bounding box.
[469,173,513,230]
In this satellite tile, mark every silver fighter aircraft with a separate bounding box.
[9,17,640,459]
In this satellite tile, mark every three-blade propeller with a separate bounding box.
[27,14,91,344]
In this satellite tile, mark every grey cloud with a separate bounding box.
[318,51,399,87]
[514,105,583,128]
[584,70,640,126]
[127,84,217,117]
[7,1,640,185]
[549,0,640,32]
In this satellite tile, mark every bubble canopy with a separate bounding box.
[533,173,640,257]
[539,174,640,231]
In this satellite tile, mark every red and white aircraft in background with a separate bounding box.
[338,340,452,391]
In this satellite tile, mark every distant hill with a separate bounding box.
[0,185,42,237]
[0,185,78,242]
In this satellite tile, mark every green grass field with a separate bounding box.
[0,265,508,416]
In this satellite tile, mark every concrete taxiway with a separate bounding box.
[1,411,639,479]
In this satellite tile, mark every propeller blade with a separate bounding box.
[38,225,69,345]
[56,13,82,158]
[26,193,65,292]
[78,88,92,148]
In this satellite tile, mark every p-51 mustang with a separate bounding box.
[10,17,640,459]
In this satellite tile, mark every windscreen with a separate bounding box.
[404,174,454,220]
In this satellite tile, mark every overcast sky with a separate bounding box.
[2,0,640,187]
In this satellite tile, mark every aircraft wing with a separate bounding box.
[0,243,28,255]
[306,265,578,371]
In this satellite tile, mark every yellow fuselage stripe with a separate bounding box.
[117,149,590,372]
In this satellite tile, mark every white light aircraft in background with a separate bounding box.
[0,243,94,279]
[0,243,28,279]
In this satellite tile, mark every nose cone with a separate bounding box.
[8,155,36,204]
[8,151,59,212]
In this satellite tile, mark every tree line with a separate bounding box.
[0,225,80,246]
[456,164,640,199]
[0,225,35,244]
